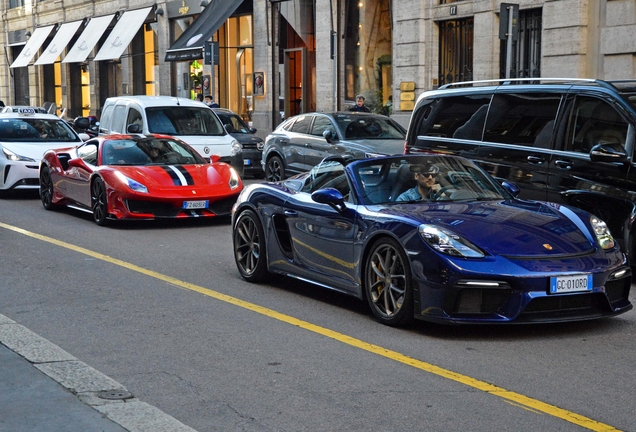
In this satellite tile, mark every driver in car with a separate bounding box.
[396,164,441,202]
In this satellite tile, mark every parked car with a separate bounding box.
[211,108,265,178]
[0,108,85,194]
[405,78,636,264]
[39,134,242,225]
[97,96,243,175]
[232,154,631,326]
[261,111,406,182]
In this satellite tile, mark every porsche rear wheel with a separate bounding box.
[364,237,414,326]
[39,166,58,210]
[265,156,284,182]
[233,209,269,282]
[91,178,109,226]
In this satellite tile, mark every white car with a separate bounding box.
[97,96,243,175]
[0,107,84,193]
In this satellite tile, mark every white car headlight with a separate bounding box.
[229,167,240,190]
[418,224,485,258]
[230,139,242,157]
[114,172,148,193]
[2,147,36,162]
[590,216,615,250]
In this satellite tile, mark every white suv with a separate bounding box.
[98,96,243,174]
[0,107,84,193]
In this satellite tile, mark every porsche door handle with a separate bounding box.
[284,210,298,217]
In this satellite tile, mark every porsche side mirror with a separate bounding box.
[323,129,336,144]
[501,181,520,198]
[312,188,346,212]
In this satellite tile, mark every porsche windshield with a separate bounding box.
[145,107,225,136]
[0,118,79,142]
[103,137,207,166]
[353,156,507,205]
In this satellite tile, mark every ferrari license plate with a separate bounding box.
[183,200,208,209]
[549,274,593,294]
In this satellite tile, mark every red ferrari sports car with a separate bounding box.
[39,134,243,225]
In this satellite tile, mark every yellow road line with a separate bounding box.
[0,221,621,432]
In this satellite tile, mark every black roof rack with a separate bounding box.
[438,78,618,91]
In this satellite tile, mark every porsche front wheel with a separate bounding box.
[265,156,284,182]
[364,237,414,326]
[39,166,58,210]
[91,178,109,226]
[233,209,269,282]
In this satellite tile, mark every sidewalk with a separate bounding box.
[0,314,197,432]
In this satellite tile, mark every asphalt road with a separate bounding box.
[1,187,635,432]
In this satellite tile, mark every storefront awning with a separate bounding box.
[62,15,114,63]
[10,25,55,68]
[165,0,242,62]
[34,21,84,66]
[94,7,152,61]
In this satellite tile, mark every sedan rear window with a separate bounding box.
[0,118,80,142]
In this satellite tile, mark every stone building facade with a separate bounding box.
[1,0,635,134]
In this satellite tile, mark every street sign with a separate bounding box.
[204,41,219,66]
[499,3,519,41]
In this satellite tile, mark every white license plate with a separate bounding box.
[244,159,252,166]
[183,200,208,209]
[549,274,593,294]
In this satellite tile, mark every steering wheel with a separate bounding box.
[432,186,456,201]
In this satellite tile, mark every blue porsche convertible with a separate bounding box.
[232,154,632,325]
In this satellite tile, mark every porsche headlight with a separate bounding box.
[114,172,148,193]
[230,139,242,157]
[418,224,485,258]
[2,147,36,162]
[590,216,614,250]
[229,167,240,190]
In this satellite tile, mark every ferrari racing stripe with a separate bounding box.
[174,165,195,185]
[161,166,181,185]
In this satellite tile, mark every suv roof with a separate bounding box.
[437,77,636,92]
[104,95,209,109]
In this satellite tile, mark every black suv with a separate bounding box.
[405,78,636,261]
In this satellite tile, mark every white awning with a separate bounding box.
[10,25,55,68]
[94,7,152,62]
[62,15,114,63]
[34,21,83,66]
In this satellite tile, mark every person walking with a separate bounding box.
[349,94,370,112]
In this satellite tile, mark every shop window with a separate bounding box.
[439,18,474,86]
[344,0,393,112]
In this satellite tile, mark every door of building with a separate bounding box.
[284,48,307,118]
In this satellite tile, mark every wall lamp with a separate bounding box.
[155,7,164,16]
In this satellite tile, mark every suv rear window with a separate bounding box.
[483,92,562,148]
[413,94,492,141]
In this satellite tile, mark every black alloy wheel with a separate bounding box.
[91,178,109,226]
[364,237,414,326]
[39,166,58,210]
[233,209,269,282]
[265,156,284,182]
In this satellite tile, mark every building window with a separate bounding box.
[500,8,542,78]
[344,0,392,112]
[9,0,25,8]
[144,24,158,95]
[438,18,474,86]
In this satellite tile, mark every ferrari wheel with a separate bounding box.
[364,237,414,326]
[39,166,58,210]
[91,178,109,226]
[233,209,269,282]
[265,156,284,182]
